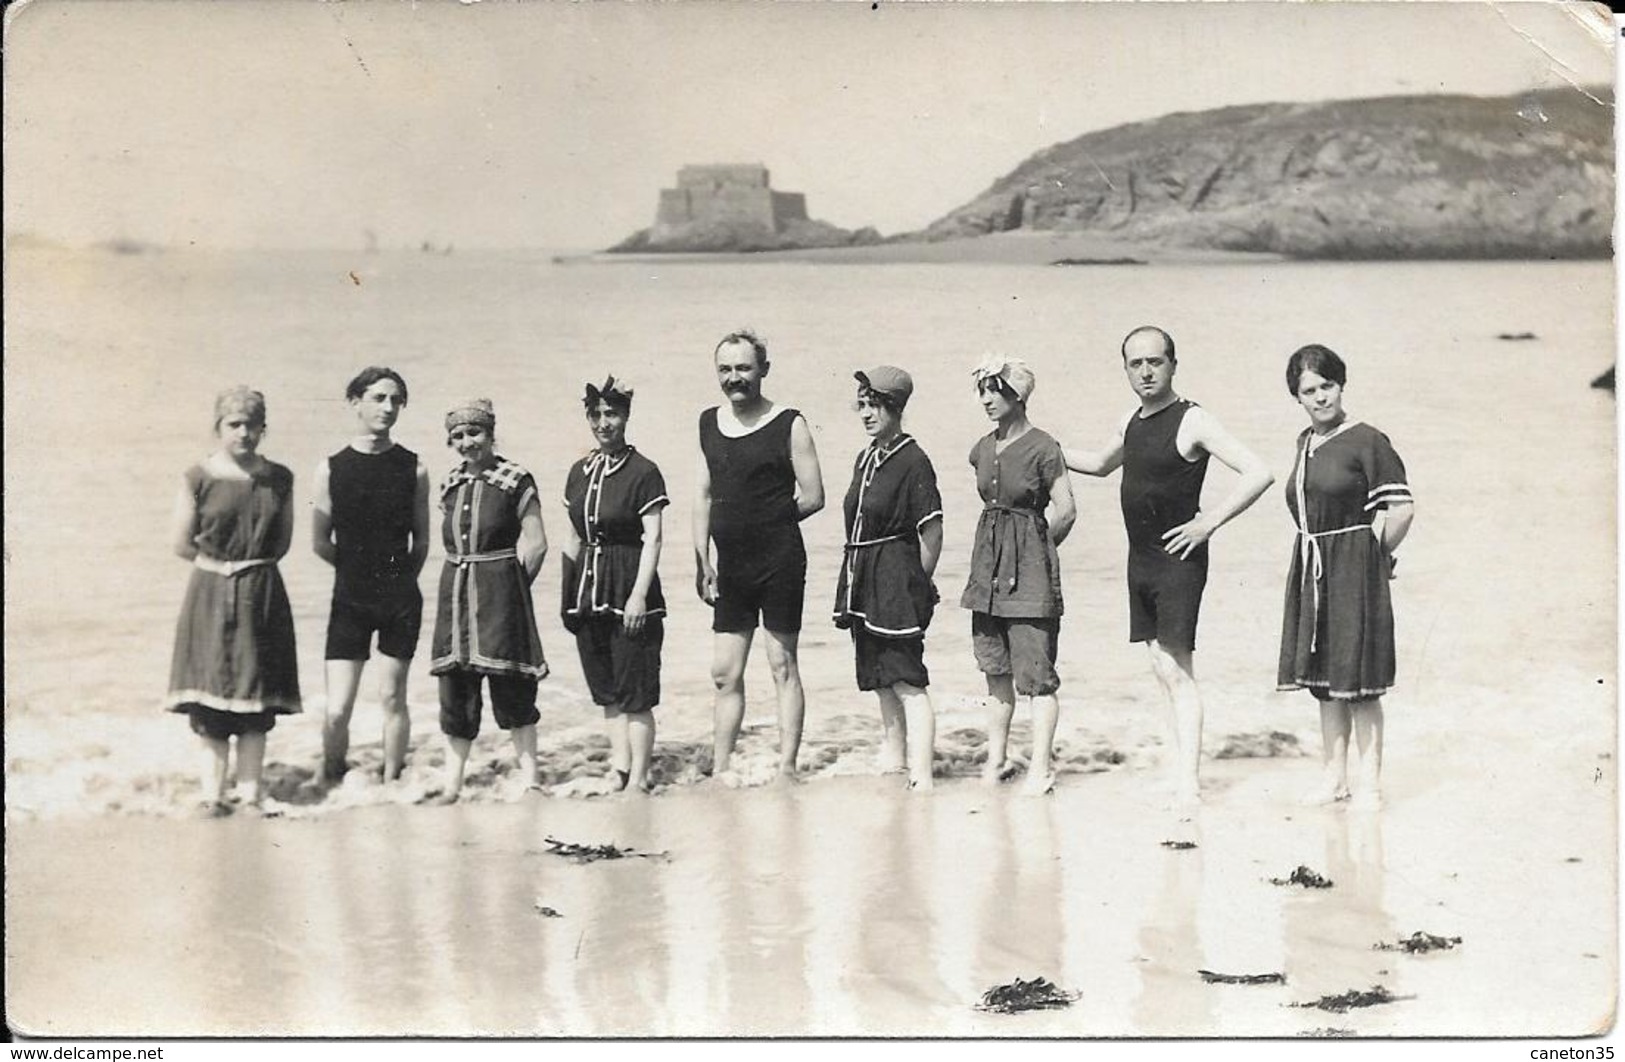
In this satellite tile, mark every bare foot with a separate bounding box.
[196,800,234,819]
[772,767,802,788]
[908,775,935,793]
[1348,788,1383,812]
[1171,785,1202,810]
[982,760,1019,786]
[1020,770,1057,797]
[1299,783,1351,807]
[714,768,745,790]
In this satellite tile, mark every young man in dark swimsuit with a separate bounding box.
[312,366,431,785]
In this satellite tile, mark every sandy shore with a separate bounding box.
[6,743,1613,1037]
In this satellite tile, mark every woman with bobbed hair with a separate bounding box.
[1278,344,1414,809]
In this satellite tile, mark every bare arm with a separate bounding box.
[692,440,717,602]
[917,515,943,580]
[560,508,583,565]
[268,477,295,561]
[1380,501,1415,556]
[622,508,664,633]
[789,414,825,519]
[170,479,200,561]
[311,458,338,567]
[516,495,547,584]
[1046,469,1079,547]
[407,460,433,577]
[1062,418,1127,477]
[1161,408,1275,559]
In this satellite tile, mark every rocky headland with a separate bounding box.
[912,88,1613,259]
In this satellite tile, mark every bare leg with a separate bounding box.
[626,710,655,792]
[875,686,907,774]
[321,660,365,783]
[1147,642,1203,804]
[1305,699,1353,804]
[1022,694,1060,796]
[762,629,805,779]
[510,724,540,791]
[605,708,632,784]
[236,730,268,805]
[894,682,936,790]
[710,631,752,777]
[197,733,231,808]
[983,673,1017,784]
[1349,698,1384,809]
[375,654,412,782]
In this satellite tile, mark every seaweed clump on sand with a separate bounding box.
[1375,931,1462,954]
[1160,840,1198,850]
[533,904,564,918]
[1212,730,1304,759]
[1198,970,1285,985]
[1290,985,1407,1013]
[1269,865,1333,888]
[542,836,669,864]
[1299,1027,1356,1037]
[974,977,1080,1014]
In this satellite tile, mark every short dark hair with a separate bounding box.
[715,329,768,368]
[1285,344,1347,394]
[1121,325,1176,364]
[854,384,902,416]
[346,366,409,404]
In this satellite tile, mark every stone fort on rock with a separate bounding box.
[654,164,809,239]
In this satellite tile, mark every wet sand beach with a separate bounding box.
[6,756,1612,1037]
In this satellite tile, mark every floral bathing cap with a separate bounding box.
[214,385,266,428]
[583,375,634,413]
[445,397,496,433]
[970,353,1036,403]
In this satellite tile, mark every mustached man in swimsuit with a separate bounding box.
[694,329,825,785]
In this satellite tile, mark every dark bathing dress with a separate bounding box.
[429,457,549,683]
[1277,422,1412,701]
[833,435,944,690]
[165,461,302,730]
[562,447,669,714]
[960,428,1067,621]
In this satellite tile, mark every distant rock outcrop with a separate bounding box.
[913,89,1613,259]
[610,164,881,253]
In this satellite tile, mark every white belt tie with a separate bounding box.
[449,548,517,567]
[193,555,275,577]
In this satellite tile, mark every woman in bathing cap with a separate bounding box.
[961,355,1077,796]
[833,366,944,790]
[560,377,669,794]
[427,398,549,803]
[164,387,301,817]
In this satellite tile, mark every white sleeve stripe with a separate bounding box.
[916,509,944,529]
[637,494,671,515]
[1367,482,1410,497]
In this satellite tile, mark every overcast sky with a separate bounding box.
[3,0,1614,251]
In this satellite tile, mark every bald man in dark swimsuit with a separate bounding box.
[1063,327,1274,807]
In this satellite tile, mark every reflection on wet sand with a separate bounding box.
[1131,820,1216,1036]
[1282,809,1396,1034]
